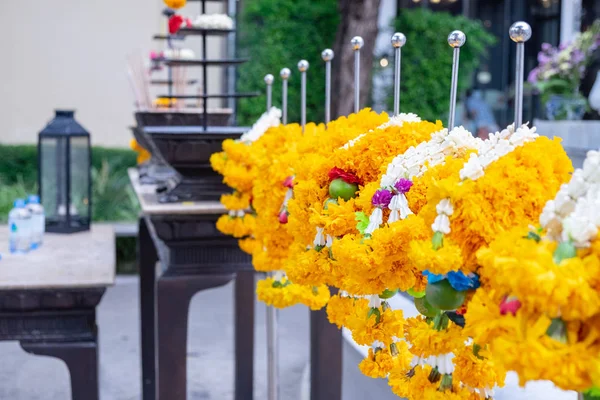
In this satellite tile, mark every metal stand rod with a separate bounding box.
[514,42,524,127]
[393,46,401,116]
[448,47,460,131]
[298,60,309,132]
[321,49,334,125]
[266,301,279,400]
[351,36,364,113]
[447,30,466,131]
[265,74,274,111]
[509,22,531,127]
[280,68,290,125]
[391,33,406,116]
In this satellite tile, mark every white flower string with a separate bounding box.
[192,14,234,30]
[432,124,538,236]
[364,126,480,235]
[240,107,282,142]
[341,113,421,150]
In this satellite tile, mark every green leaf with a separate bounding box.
[367,307,381,324]
[355,212,370,235]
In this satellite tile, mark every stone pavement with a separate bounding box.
[0,276,311,400]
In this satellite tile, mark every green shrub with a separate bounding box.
[0,145,139,222]
[392,9,496,122]
[236,0,339,125]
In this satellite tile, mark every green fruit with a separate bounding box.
[329,178,359,201]
[425,279,466,311]
[379,289,398,299]
[414,296,438,318]
[407,288,425,298]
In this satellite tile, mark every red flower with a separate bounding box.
[283,176,294,188]
[328,167,361,185]
[278,210,288,224]
[168,15,185,34]
[455,305,467,315]
[499,296,521,316]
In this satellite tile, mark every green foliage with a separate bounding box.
[392,9,496,123]
[236,0,339,125]
[0,145,139,223]
[91,159,140,222]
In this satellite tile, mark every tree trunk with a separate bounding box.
[331,0,381,119]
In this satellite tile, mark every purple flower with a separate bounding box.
[372,189,393,208]
[537,51,551,65]
[527,67,539,84]
[541,42,553,51]
[394,178,413,194]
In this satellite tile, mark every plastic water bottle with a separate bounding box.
[27,195,45,249]
[8,199,32,254]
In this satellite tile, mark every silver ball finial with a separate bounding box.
[321,49,334,62]
[351,36,364,51]
[509,21,532,43]
[298,60,309,72]
[264,74,274,85]
[447,30,466,48]
[280,68,291,80]
[391,32,406,48]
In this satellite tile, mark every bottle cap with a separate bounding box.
[27,195,40,204]
[14,199,26,208]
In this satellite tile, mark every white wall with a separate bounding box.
[0,0,225,148]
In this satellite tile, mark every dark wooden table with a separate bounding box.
[0,224,115,400]
[130,169,255,400]
[130,168,342,400]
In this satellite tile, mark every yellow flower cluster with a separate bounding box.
[256,277,330,310]
[286,119,443,290]
[465,226,600,391]
[409,136,573,275]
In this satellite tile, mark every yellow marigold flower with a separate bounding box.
[163,0,186,8]
[452,345,506,392]
[209,152,227,175]
[326,294,362,328]
[238,237,258,255]
[286,247,333,287]
[297,284,331,310]
[256,278,301,309]
[359,348,395,378]
[404,316,465,357]
[220,192,251,211]
[346,304,404,347]
[408,239,463,275]
[215,214,255,238]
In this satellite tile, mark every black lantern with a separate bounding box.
[38,110,91,233]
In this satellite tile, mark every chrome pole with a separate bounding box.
[321,49,334,124]
[351,36,364,113]
[298,60,309,132]
[447,30,466,131]
[280,68,291,124]
[266,289,279,400]
[509,21,532,128]
[264,74,274,111]
[391,32,406,116]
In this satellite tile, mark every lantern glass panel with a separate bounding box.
[40,136,69,224]
[69,135,91,224]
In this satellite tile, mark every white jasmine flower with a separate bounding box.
[365,208,383,235]
[539,200,557,227]
[273,270,285,281]
[325,234,333,248]
[460,153,485,181]
[567,170,588,198]
[432,214,451,234]
[368,295,382,309]
[436,198,454,216]
[554,191,576,216]
[240,107,282,142]
[562,216,598,247]
[313,227,326,247]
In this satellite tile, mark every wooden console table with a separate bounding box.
[130,168,255,400]
[0,224,115,400]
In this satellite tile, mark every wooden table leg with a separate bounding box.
[310,306,342,400]
[156,274,234,400]
[21,340,98,400]
[139,218,158,400]
[234,270,255,400]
